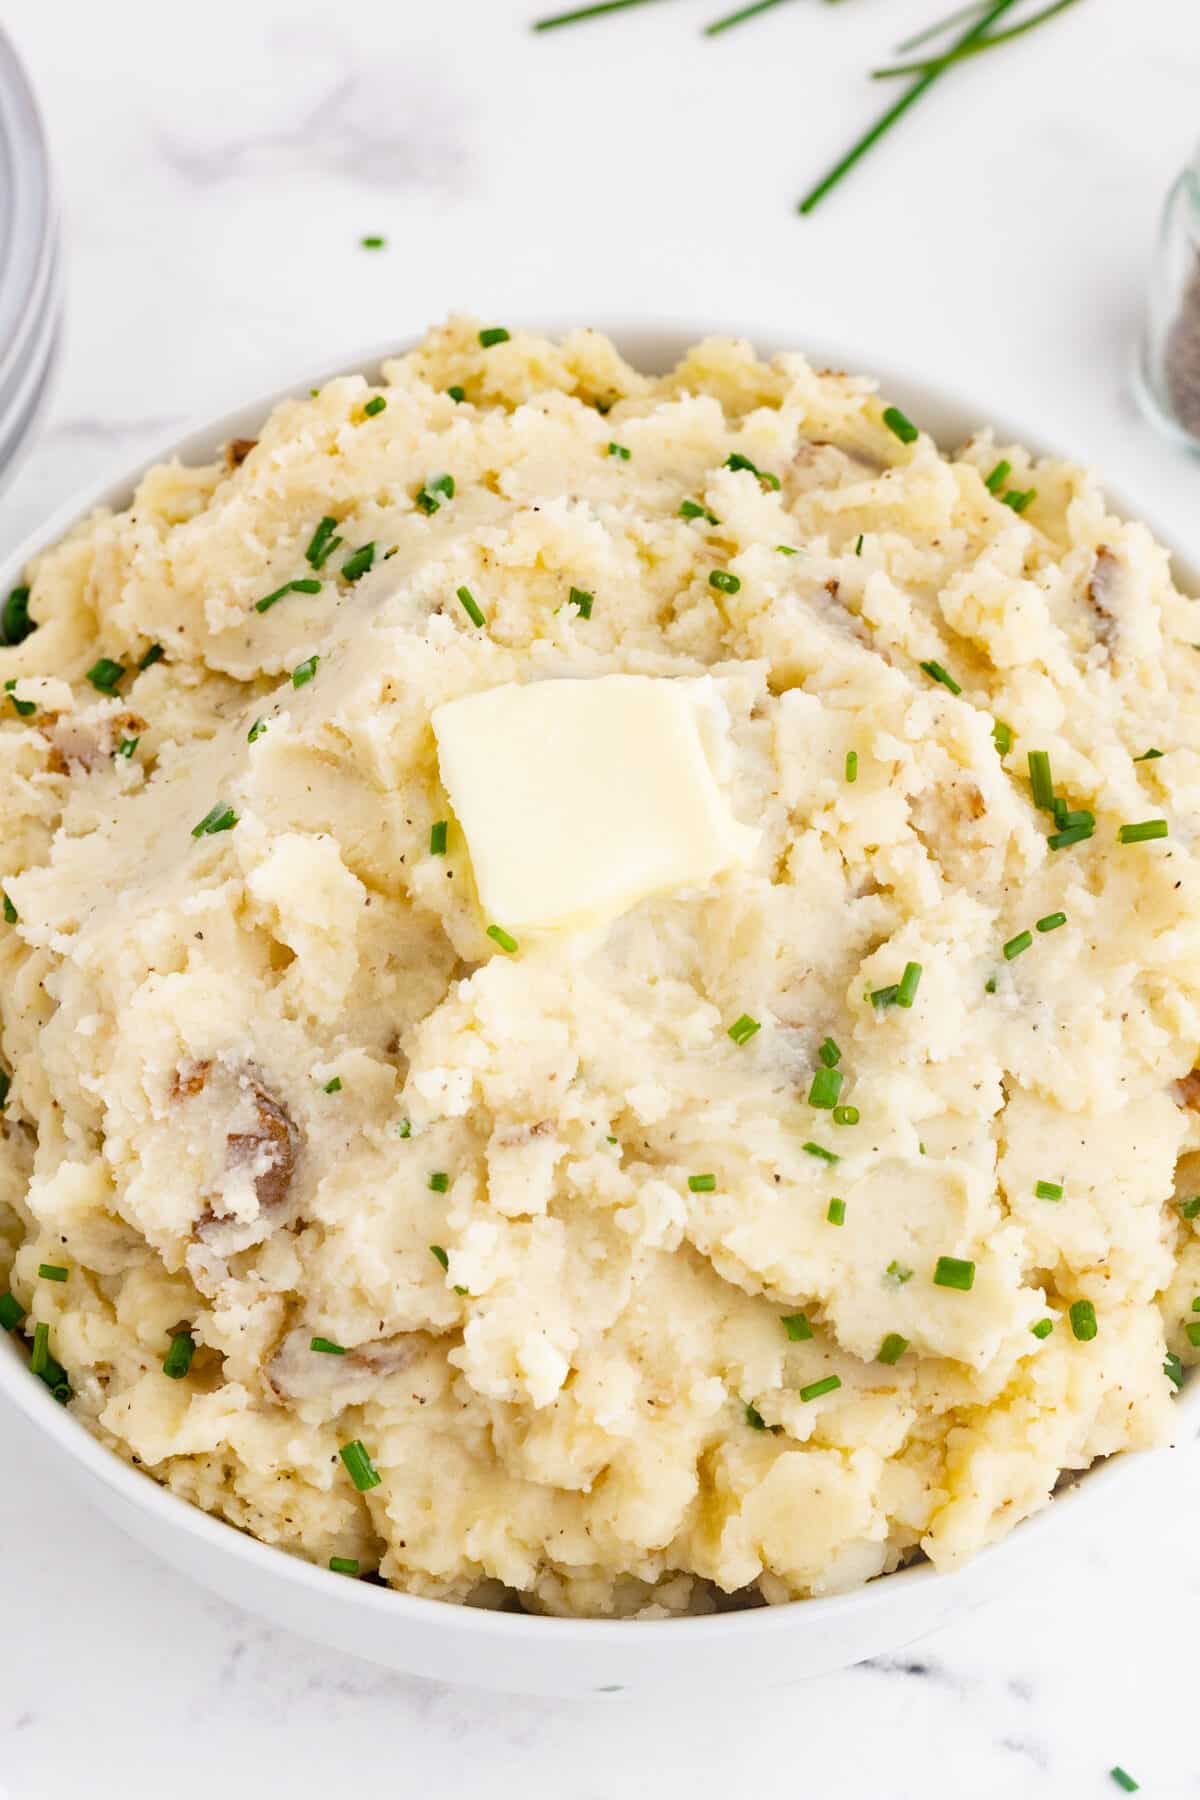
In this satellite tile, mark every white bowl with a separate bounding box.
[1,321,1196,1697]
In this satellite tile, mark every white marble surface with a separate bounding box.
[2,0,1200,1792]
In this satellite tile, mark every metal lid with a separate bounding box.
[0,28,62,499]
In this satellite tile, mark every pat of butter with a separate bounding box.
[432,675,758,934]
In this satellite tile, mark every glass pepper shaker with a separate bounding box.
[1140,143,1200,453]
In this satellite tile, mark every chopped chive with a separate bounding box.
[1187,1322,1200,1348]
[1001,487,1036,514]
[339,1439,381,1492]
[163,1330,195,1380]
[832,1104,859,1126]
[397,1119,412,1139]
[1048,820,1094,850]
[30,1320,52,1376]
[447,384,466,403]
[728,1014,761,1046]
[191,802,238,838]
[0,584,35,645]
[1165,1350,1184,1388]
[1035,1179,1064,1200]
[1108,1767,1139,1793]
[322,1077,342,1094]
[984,459,1011,493]
[708,570,741,594]
[86,658,124,694]
[330,1557,360,1575]
[311,1336,347,1355]
[341,542,376,581]
[1032,1318,1054,1339]
[854,533,864,556]
[5,680,34,718]
[826,1197,846,1225]
[919,659,961,695]
[568,585,594,619]
[1003,930,1032,961]
[138,642,164,671]
[984,976,997,993]
[680,499,718,524]
[430,820,448,855]
[845,749,858,783]
[256,578,322,614]
[607,441,631,460]
[798,1374,841,1402]
[456,585,486,628]
[808,1067,844,1109]
[933,1256,975,1291]
[776,545,799,556]
[724,452,780,491]
[1180,1197,1200,1219]
[2,892,17,925]
[247,717,267,743]
[1035,911,1066,933]
[1069,1298,1098,1341]
[362,396,387,417]
[0,1292,25,1331]
[1027,749,1054,811]
[430,1243,449,1267]
[1118,819,1168,844]
[486,923,518,953]
[305,517,341,568]
[688,1173,717,1192]
[116,736,139,759]
[37,1264,67,1282]
[896,961,922,1007]
[870,984,900,1010]
[781,1312,813,1341]
[877,1332,909,1365]
[882,406,918,445]
[803,1141,839,1164]
[1133,747,1163,762]
[428,1173,450,1194]
[292,655,320,688]
[743,1401,768,1430]
[361,235,385,249]
[993,720,1012,755]
[885,1261,913,1286]
[818,1037,841,1068]
[478,327,510,347]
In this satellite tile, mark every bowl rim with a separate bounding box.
[1,313,1197,1643]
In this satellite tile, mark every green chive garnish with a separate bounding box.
[363,396,386,417]
[808,1067,844,1109]
[1003,930,1032,961]
[781,1313,813,1341]
[430,820,448,855]
[854,533,864,556]
[428,1174,450,1194]
[322,1077,342,1094]
[882,406,918,445]
[845,750,858,783]
[568,586,594,619]
[0,1293,25,1331]
[305,517,341,568]
[397,1119,412,1139]
[1027,749,1054,811]
[832,1104,859,1126]
[933,1256,975,1291]
[870,984,899,1010]
[138,642,164,671]
[1001,487,1036,514]
[776,544,799,556]
[5,679,34,718]
[0,584,35,645]
[116,737,139,759]
[456,585,486,628]
[1109,1767,1139,1793]
[877,1333,909,1365]
[341,542,376,581]
[680,499,718,524]
[163,1330,195,1380]
[1118,819,1168,844]
[1035,1179,1063,1200]
[744,1401,768,1430]
[339,1439,381,1491]
[1069,1298,1098,1341]
[486,924,518,953]
[478,327,510,347]
[993,720,1012,755]
[919,659,961,696]
[818,1037,841,1068]
[191,802,238,837]
[826,1197,846,1225]
[803,1141,839,1164]
[1048,819,1094,850]
[728,1014,760,1046]
[37,1264,67,1282]
[311,1337,346,1354]
[30,1320,50,1376]
[361,235,385,249]
[255,577,322,614]
[430,1243,449,1267]
[247,717,267,743]
[330,1556,360,1575]
[984,459,1011,493]
[798,1374,841,1402]
[1180,1197,1200,1219]
[607,442,631,460]
[1031,1318,1054,1339]
[0,1069,9,1109]
[1187,1322,1200,1348]
[1164,1350,1184,1387]
[1134,747,1163,762]
[885,1261,913,1285]
[86,658,124,694]
[3,891,18,924]
[896,962,922,1007]
[292,655,320,688]
[724,452,780,490]
[708,570,741,594]
[688,1173,717,1192]
[1035,912,1066,933]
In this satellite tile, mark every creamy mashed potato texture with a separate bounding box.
[3,320,1200,1616]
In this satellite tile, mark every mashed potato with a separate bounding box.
[2,319,1200,1616]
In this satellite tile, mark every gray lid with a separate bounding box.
[0,28,61,499]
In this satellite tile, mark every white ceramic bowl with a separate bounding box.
[1,322,1196,1697]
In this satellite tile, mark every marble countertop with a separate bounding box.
[2,0,1199,1792]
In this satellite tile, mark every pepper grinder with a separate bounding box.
[1140,143,1200,453]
